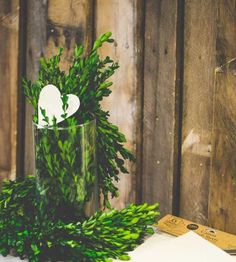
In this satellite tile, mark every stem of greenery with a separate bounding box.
[23,32,135,209]
[34,119,97,222]
[0,177,160,261]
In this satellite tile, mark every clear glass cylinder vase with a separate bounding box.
[33,119,97,222]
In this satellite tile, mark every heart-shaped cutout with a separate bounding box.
[38,84,80,127]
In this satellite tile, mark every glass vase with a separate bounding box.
[33,119,97,222]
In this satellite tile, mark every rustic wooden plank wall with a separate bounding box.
[0,0,20,182]
[2,0,236,233]
[96,0,144,208]
[180,0,216,224]
[142,0,183,216]
[209,60,236,234]
[46,0,93,64]
[208,0,236,234]
[24,0,47,175]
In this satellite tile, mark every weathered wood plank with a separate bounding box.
[215,0,236,66]
[142,0,182,216]
[0,0,20,181]
[96,0,144,208]
[180,0,216,224]
[24,0,47,175]
[24,0,93,175]
[208,0,236,234]
[209,60,236,234]
[46,0,93,67]
[16,0,27,178]
[134,0,145,204]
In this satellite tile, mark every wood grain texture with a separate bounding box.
[0,0,19,181]
[24,0,47,175]
[208,0,236,234]
[215,0,236,66]
[46,0,93,68]
[12,0,236,225]
[16,0,27,178]
[95,0,143,208]
[209,60,236,234]
[134,0,145,204]
[142,0,182,216]
[180,0,216,224]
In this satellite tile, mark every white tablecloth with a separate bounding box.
[115,231,236,261]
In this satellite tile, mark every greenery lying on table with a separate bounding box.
[23,32,134,209]
[0,32,161,261]
[0,177,160,261]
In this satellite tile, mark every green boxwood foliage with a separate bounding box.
[0,177,160,261]
[0,32,161,261]
[23,32,135,208]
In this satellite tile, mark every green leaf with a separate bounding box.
[31,244,40,255]
[75,45,84,57]
[118,254,131,261]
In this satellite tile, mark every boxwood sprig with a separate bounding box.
[0,177,160,261]
[23,32,135,208]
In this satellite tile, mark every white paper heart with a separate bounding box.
[38,84,80,127]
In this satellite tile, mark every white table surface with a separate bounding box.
[115,231,236,261]
[1,231,236,261]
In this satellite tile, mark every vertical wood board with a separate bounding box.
[216,0,236,66]
[0,0,19,181]
[208,0,236,234]
[209,60,236,234]
[24,0,47,175]
[95,0,143,208]
[142,0,181,215]
[46,0,94,67]
[180,0,216,224]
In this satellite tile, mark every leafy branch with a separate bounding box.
[23,32,135,208]
[0,177,160,261]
